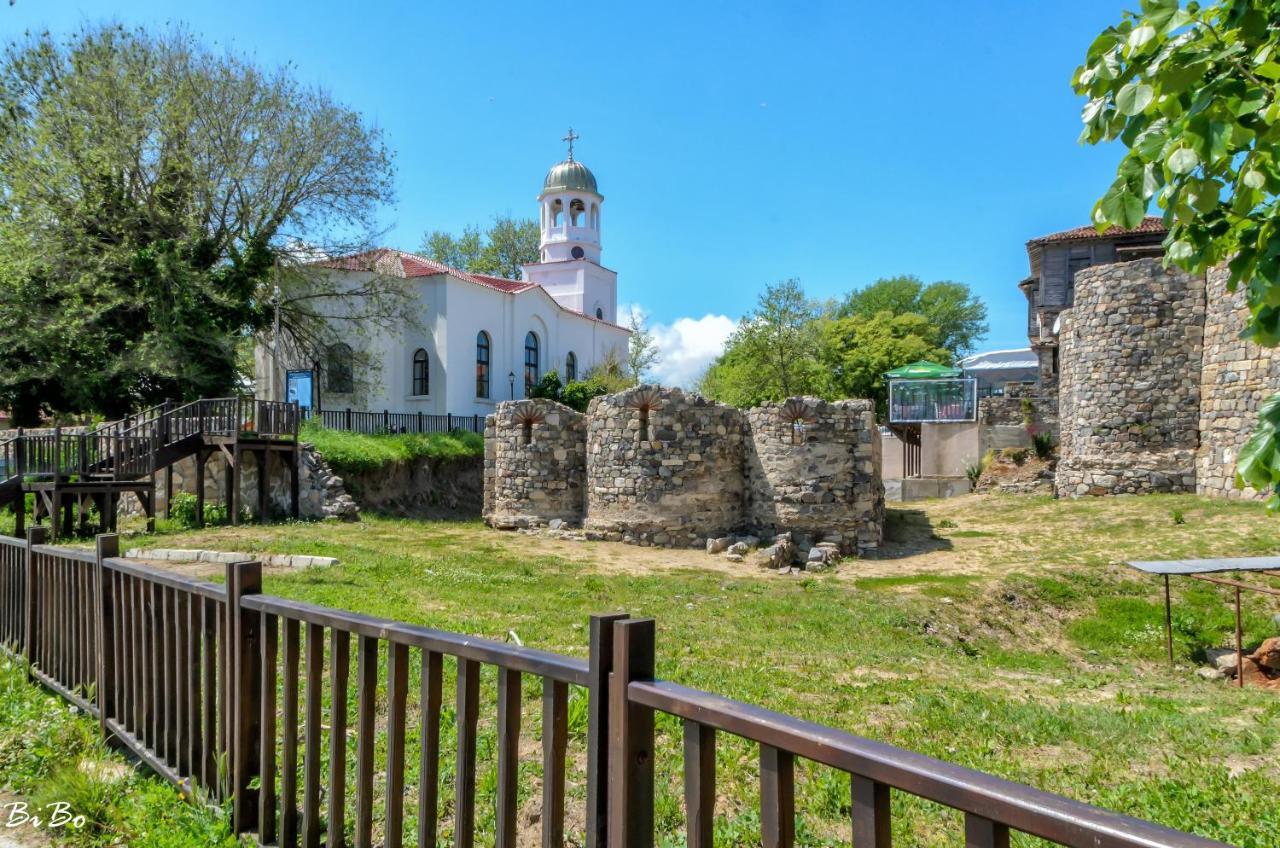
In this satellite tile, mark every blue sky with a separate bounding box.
[3,0,1139,385]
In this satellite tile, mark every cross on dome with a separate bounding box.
[562,127,579,161]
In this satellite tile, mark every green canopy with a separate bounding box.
[883,360,962,379]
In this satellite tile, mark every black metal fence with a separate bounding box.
[303,408,485,436]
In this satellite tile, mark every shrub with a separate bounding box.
[1031,431,1055,461]
[1006,447,1029,465]
[167,492,230,528]
[1171,508,1186,526]
[965,462,983,487]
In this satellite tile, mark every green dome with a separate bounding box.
[542,159,599,195]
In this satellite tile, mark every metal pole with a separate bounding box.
[1164,575,1173,666]
[1235,586,1244,688]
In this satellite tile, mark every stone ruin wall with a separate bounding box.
[482,387,885,554]
[1056,258,1205,496]
[584,387,746,546]
[483,399,587,528]
[744,398,884,553]
[1196,265,1280,499]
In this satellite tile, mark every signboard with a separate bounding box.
[286,370,314,410]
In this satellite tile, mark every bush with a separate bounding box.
[167,492,229,528]
[1031,431,1055,461]
[528,369,614,412]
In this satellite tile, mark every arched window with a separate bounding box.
[570,198,586,226]
[476,332,491,399]
[565,351,577,382]
[524,332,540,395]
[325,343,353,393]
[595,307,604,320]
[412,348,429,396]
[550,199,563,227]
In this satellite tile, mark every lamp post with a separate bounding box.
[508,371,516,400]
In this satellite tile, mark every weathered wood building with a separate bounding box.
[1018,217,1167,386]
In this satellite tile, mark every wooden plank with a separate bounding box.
[682,721,715,848]
[163,586,178,764]
[417,650,442,848]
[327,629,350,848]
[851,776,891,848]
[94,535,117,736]
[281,617,301,847]
[226,560,263,832]
[174,591,188,774]
[585,612,628,848]
[259,612,279,846]
[495,668,521,848]
[185,589,200,785]
[964,814,1010,848]
[354,635,377,848]
[542,679,568,848]
[201,596,218,791]
[759,744,794,848]
[455,658,480,848]
[385,642,409,848]
[302,622,325,847]
[607,619,655,848]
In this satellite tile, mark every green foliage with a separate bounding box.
[837,275,988,356]
[626,308,661,383]
[820,310,953,412]
[1075,0,1280,505]
[1172,507,1188,525]
[527,368,617,413]
[0,25,395,424]
[965,461,984,487]
[0,658,235,846]
[420,215,540,280]
[1031,431,1056,460]
[166,492,229,529]
[301,422,483,475]
[699,279,824,406]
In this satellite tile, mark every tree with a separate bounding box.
[699,279,823,406]
[838,276,988,356]
[0,25,402,424]
[819,311,953,412]
[420,215,540,280]
[627,308,660,382]
[1074,0,1280,504]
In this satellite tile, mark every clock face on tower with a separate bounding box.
[571,246,585,259]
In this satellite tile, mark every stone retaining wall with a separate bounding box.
[1196,265,1280,499]
[1056,258,1205,496]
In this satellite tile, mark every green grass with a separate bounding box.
[0,659,235,847]
[299,421,482,474]
[12,493,1280,846]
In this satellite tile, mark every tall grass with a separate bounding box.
[300,421,483,475]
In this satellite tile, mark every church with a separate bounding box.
[255,135,630,417]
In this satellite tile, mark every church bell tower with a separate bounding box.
[522,129,618,322]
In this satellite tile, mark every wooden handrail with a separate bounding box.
[626,678,1228,848]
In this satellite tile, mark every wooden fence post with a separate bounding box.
[586,612,629,848]
[607,618,655,848]
[95,534,118,736]
[23,526,47,673]
[226,559,263,833]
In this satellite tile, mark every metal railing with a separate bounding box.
[305,407,485,436]
[0,530,1235,848]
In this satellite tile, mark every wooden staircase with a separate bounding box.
[0,398,301,540]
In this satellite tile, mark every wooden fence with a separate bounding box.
[0,529,1233,848]
[305,408,485,436]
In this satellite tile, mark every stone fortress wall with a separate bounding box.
[1056,258,1205,496]
[1055,257,1280,498]
[483,399,587,529]
[483,387,885,554]
[1195,265,1280,498]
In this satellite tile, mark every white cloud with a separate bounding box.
[631,307,737,388]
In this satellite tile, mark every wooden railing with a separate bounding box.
[0,531,1235,848]
[306,407,485,436]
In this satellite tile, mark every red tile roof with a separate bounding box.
[1027,216,1167,245]
[312,248,629,331]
